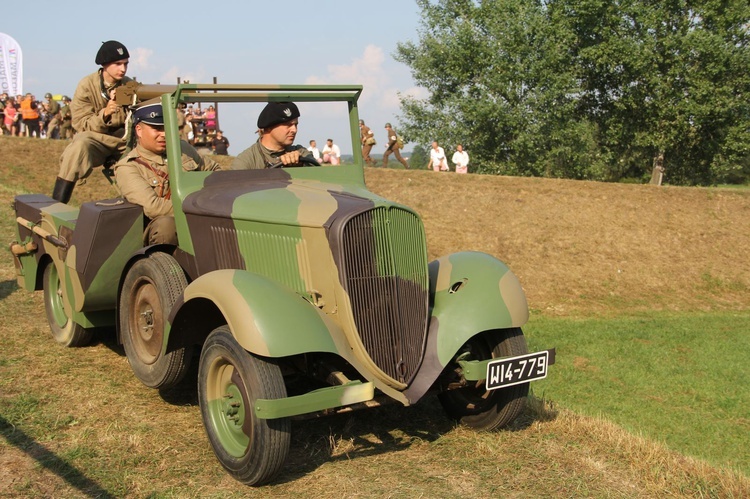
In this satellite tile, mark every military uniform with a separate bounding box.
[231,140,313,169]
[59,98,74,139]
[382,124,409,169]
[45,96,61,139]
[56,70,135,184]
[176,106,189,141]
[114,141,222,245]
[359,121,375,166]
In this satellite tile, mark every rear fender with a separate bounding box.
[429,251,529,366]
[165,269,339,357]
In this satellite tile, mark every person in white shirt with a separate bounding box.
[322,138,341,165]
[452,144,469,174]
[307,139,321,163]
[428,141,449,171]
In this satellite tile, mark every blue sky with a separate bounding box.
[4,0,426,154]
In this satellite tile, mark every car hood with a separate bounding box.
[181,170,384,228]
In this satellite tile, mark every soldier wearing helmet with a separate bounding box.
[44,93,61,139]
[359,119,376,166]
[59,96,74,140]
[382,122,410,169]
[51,40,134,203]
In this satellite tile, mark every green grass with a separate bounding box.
[525,311,750,475]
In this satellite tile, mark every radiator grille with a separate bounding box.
[339,207,428,384]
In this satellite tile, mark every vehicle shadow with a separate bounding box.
[0,415,115,498]
[152,352,560,483]
[0,279,19,301]
[104,339,560,485]
[275,393,559,484]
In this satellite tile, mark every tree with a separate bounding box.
[408,144,430,170]
[396,0,609,179]
[561,0,750,185]
[396,0,750,185]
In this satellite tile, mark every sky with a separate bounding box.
[3,0,427,154]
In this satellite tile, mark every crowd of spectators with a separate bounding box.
[0,94,229,155]
[1,91,73,139]
[178,104,230,154]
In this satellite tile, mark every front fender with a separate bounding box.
[429,251,529,366]
[168,269,339,357]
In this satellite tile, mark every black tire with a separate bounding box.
[438,328,529,431]
[198,326,291,486]
[43,262,93,347]
[119,252,192,389]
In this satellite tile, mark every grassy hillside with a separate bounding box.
[1,136,748,497]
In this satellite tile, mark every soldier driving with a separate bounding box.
[231,101,316,169]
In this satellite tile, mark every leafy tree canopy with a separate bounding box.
[395,0,750,185]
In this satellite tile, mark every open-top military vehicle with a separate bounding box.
[9,83,554,486]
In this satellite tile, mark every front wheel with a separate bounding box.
[43,262,93,347]
[198,326,291,486]
[438,328,529,431]
[119,252,192,389]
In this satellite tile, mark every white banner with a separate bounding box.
[0,32,23,96]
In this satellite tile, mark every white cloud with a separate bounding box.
[129,47,154,71]
[306,44,390,103]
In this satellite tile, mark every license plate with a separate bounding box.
[486,350,550,390]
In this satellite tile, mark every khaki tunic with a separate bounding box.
[57,71,134,182]
[231,139,313,170]
[59,104,74,139]
[114,141,221,245]
[360,124,375,165]
[46,99,61,137]
[383,126,409,169]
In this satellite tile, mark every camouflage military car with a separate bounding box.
[9,83,554,486]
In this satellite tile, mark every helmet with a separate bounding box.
[45,93,52,99]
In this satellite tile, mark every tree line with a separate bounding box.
[395,0,750,185]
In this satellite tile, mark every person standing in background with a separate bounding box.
[44,93,61,139]
[452,144,469,174]
[211,130,230,155]
[359,119,375,166]
[59,96,74,139]
[428,140,449,172]
[20,93,41,138]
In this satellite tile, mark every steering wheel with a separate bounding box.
[269,155,321,168]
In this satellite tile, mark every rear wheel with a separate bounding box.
[438,328,529,431]
[119,252,191,389]
[43,262,93,347]
[198,326,291,486]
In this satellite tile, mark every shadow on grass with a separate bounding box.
[152,351,561,485]
[276,392,560,484]
[0,279,19,301]
[0,415,115,498]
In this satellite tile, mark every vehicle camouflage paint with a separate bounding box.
[9,83,555,486]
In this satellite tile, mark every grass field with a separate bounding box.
[1,136,749,497]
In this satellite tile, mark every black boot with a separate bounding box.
[51,177,75,204]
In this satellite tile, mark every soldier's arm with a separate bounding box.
[115,163,173,219]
